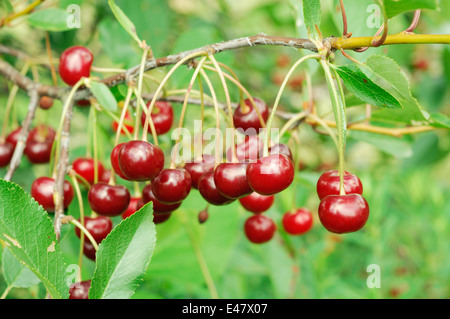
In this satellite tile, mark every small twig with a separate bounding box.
[338,0,349,37]
[405,10,421,33]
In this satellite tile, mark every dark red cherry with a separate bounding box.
[69,280,91,299]
[151,168,191,204]
[88,182,131,217]
[0,142,14,167]
[59,46,93,86]
[153,212,172,224]
[318,194,369,234]
[142,184,181,214]
[233,97,269,135]
[141,101,174,135]
[75,216,113,243]
[24,141,53,164]
[227,135,263,162]
[282,208,313,235]
[27,124,56,143]
[183,154,215,189]
[110,143,129,180]
[246,154,294,195]
[244,214,276,244]
[83,241,97,261]
[5,127,22,149]
[122,197,141,219]
[72,158,105,185]
[198,171,235,206]
[39,96,54,110]
[316,170,363,200]
[268,143,293,162]
[30,176,74,212]
[118,140,165,181]
[239,192,274,214]
[214,162,253,199]
[76,99,91,107]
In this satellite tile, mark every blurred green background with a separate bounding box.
[0,0,449,299]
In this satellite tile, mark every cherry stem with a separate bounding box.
[170,56,208,169]
[306,113,339,149]
[69,218,99,251]
[264,54,321,157]
[92,104,99,184]
[134,47,150,141]
[405,10,421,33]
[44,32,58,86]
[133,87,158,144]
[338,0,349,37]
[195,75,205,162]
[279,111,308,137]
[69,173,85,281]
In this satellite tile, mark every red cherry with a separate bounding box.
[151,168,192,204]
[0,142,14,167]
[99,169,111,183]
[213,162,253,199]
[83,241,97,261]
[88,182,131,217]
[227,135,263,162]
[239,192,274,214]
[39,96,54,110]
[110,143,129,180]
[318,194,369,234]
[282,208,313,235]
[244,214,276,244]
[118,140,165,181]
[6,127,22,149]
[69,280,91,299]
[24,141,53,164]
[153,212,172,224]
[76,99,91,107]
[27,124,56,143]
[30,176,74,212]
[142,184,181,214]
[233,97,269,135]
[268,143,293,162]
[246,154,294,195]
[183,154,215,189]
[198,171,235,206]
[141,101,174,135]
[316,170,363,200]
[72,158,105,185]
[122,197,141,219]
[75,216,113,243]
[112,111,134,135]
[59,46,93,86]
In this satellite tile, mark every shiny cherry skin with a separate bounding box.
[5,127,22,149]
[59,46,93,86]
[110,143,129,180]
[31,177,74,212]
[118,140,165,181]
[75,216,113,243]
[214,162,252,199]
[239,192,274,214]
[318,194,369,234]
[269,143,293,162]
[227,135,263,162]
[99,169,111,183]
[316,170,363,200]
[39,96,54,110]
[198,171,235,206]
[0,142,14,167]
[244,214,276,244]
[88,182,131,217]
[151,168,192,204]
[69,280,91,299]
[183,154,215,189]
[72,158,105,185]
[246,154,294,196]
[122,197,141,219]
[24,141,53,164]
[83,241,97,261]
[141,101,174,135]
[142,184,181,214]
[233,97,269,135]
[282,208,313,235]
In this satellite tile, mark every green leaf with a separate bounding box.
[334,64,402,109]
[2,247,41,288]
[108,0,142,45]
[0,0,13,15]
[429,112,450,129]
[350,131,413,159]
[27,8,72,32]
[0,179,69,299]
[89,202,156,299]
[382,0,439,19]
[90,81,118,112]
[302,0,321,40]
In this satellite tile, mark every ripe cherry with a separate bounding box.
[233,97,269,135]
[246,154,294,195]
[244,214,276,244]
[214,162,253,199]
[268,143,293,162]
[227,135,263,162]
[142,184,181,214]
[31,176,74,212]
[122,197,141,219]
[69,280,91,299]
[59,46,93,86]
[25,124,56,164]
[72,158,105,185]
[75,216,113,243]
[183,154,215,189]
[316,170,363,200]
[0,142,14,167]
[239,192,274,214]
[88,182,131,217]
[110,143,129,180]
[5,127,21,149]
[118,140,165,181]
[282,208,313,235]
[39,96,54,110]
[198,171,235,206]
[318,194,369,234]
[151,168,192,204]
[141,101,174,135]
[83,241,97,261]
[153,212,172,224]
